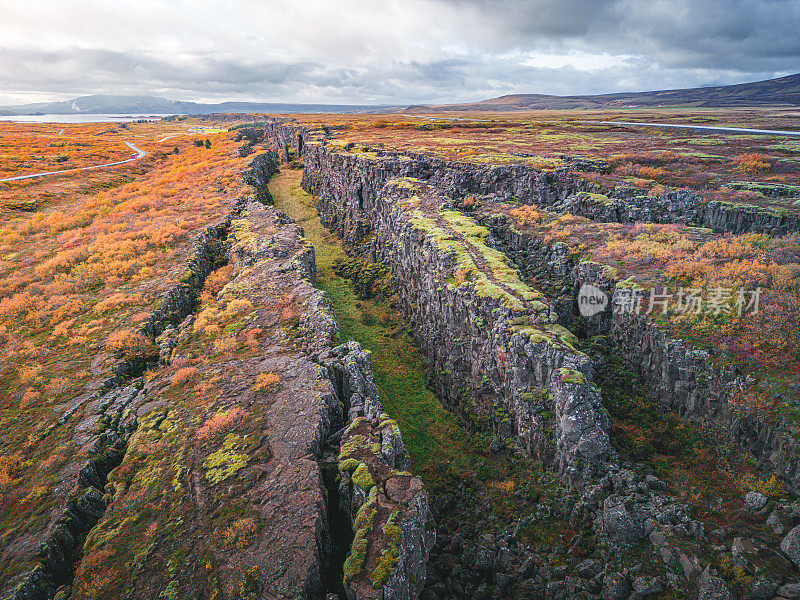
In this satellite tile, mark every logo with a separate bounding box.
[578,283,608,317]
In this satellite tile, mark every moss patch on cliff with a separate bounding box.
[403,201,545,314]
[203,435,248,485]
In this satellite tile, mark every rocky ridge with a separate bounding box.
[264,121,617,486]
[479,208,800,498]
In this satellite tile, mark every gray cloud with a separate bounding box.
[0,0,797,104]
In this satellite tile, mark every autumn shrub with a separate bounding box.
[254,372,280,392]
[106,329,157,361]
[20,387,41,409]
[609,152,680,167]
[739,473,784,498]
[0,453,23,490]
[172,367,198,385]
[222,516,260,550]
[730,153,772,174]
[212,336,239,355]
[615,162,669,181]
[509,205,544,227]
[200,264,234,304]
[225,298,254,318]
[197,406,248,440]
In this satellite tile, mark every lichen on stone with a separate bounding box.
[371,508,402,588]
[352,462,375,491]
[338,433,367,460]
[203,434,249,485]
[558,367,586,385]
[338,457,362,472]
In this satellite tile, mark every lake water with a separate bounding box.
[0,113,177,123]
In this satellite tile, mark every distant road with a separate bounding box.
[0,141,147,183]
[582,120,800,138]
[157,134,183,143]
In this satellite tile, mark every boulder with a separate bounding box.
[777,582,800,599]
[697,566,734,600]
[744,491,768,511]
[782,524,800,570]
[751,576,778,600]
[598,495,644,550]
[601,572,630,600]
[631,575,663,596]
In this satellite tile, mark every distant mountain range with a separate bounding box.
[2,73,799,117]
[0,94,400,116]
[405,72,800,113]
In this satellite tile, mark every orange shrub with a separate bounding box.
[212,336,239,355]
[254,372,280,392]
[172,367,198,385]
[730,153,772,174]
[106,329,157,360]
[197,406,248,440]
[509,205,544,227]
[616,162,669,181]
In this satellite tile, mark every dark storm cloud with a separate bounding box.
[0,0,798,104]
[443,0,800,72]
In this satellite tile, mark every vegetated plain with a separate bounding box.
[0,118,257,589]
[0,107,799,599]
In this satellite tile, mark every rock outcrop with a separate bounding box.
[262,122,618,488]
[325,342,434,600]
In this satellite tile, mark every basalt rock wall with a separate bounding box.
[481,211,800,495]
[372,181,614,486]
[263,121,616,488]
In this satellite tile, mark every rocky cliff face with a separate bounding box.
[262,122,616,487]
[481,210,800,496]
[372,180,613,486]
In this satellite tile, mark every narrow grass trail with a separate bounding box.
[269,169,499,487]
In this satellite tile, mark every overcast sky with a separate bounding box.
[0,0,798,106]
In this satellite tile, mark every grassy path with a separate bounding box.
[269,170,490,484]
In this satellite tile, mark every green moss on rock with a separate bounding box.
[352,462,375,491]
[203,434,248,485]
[338,458,362,472]
[371,509,402,588]
[338,434,367,460]
[558,367,586,385]
[344,528,369,583]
